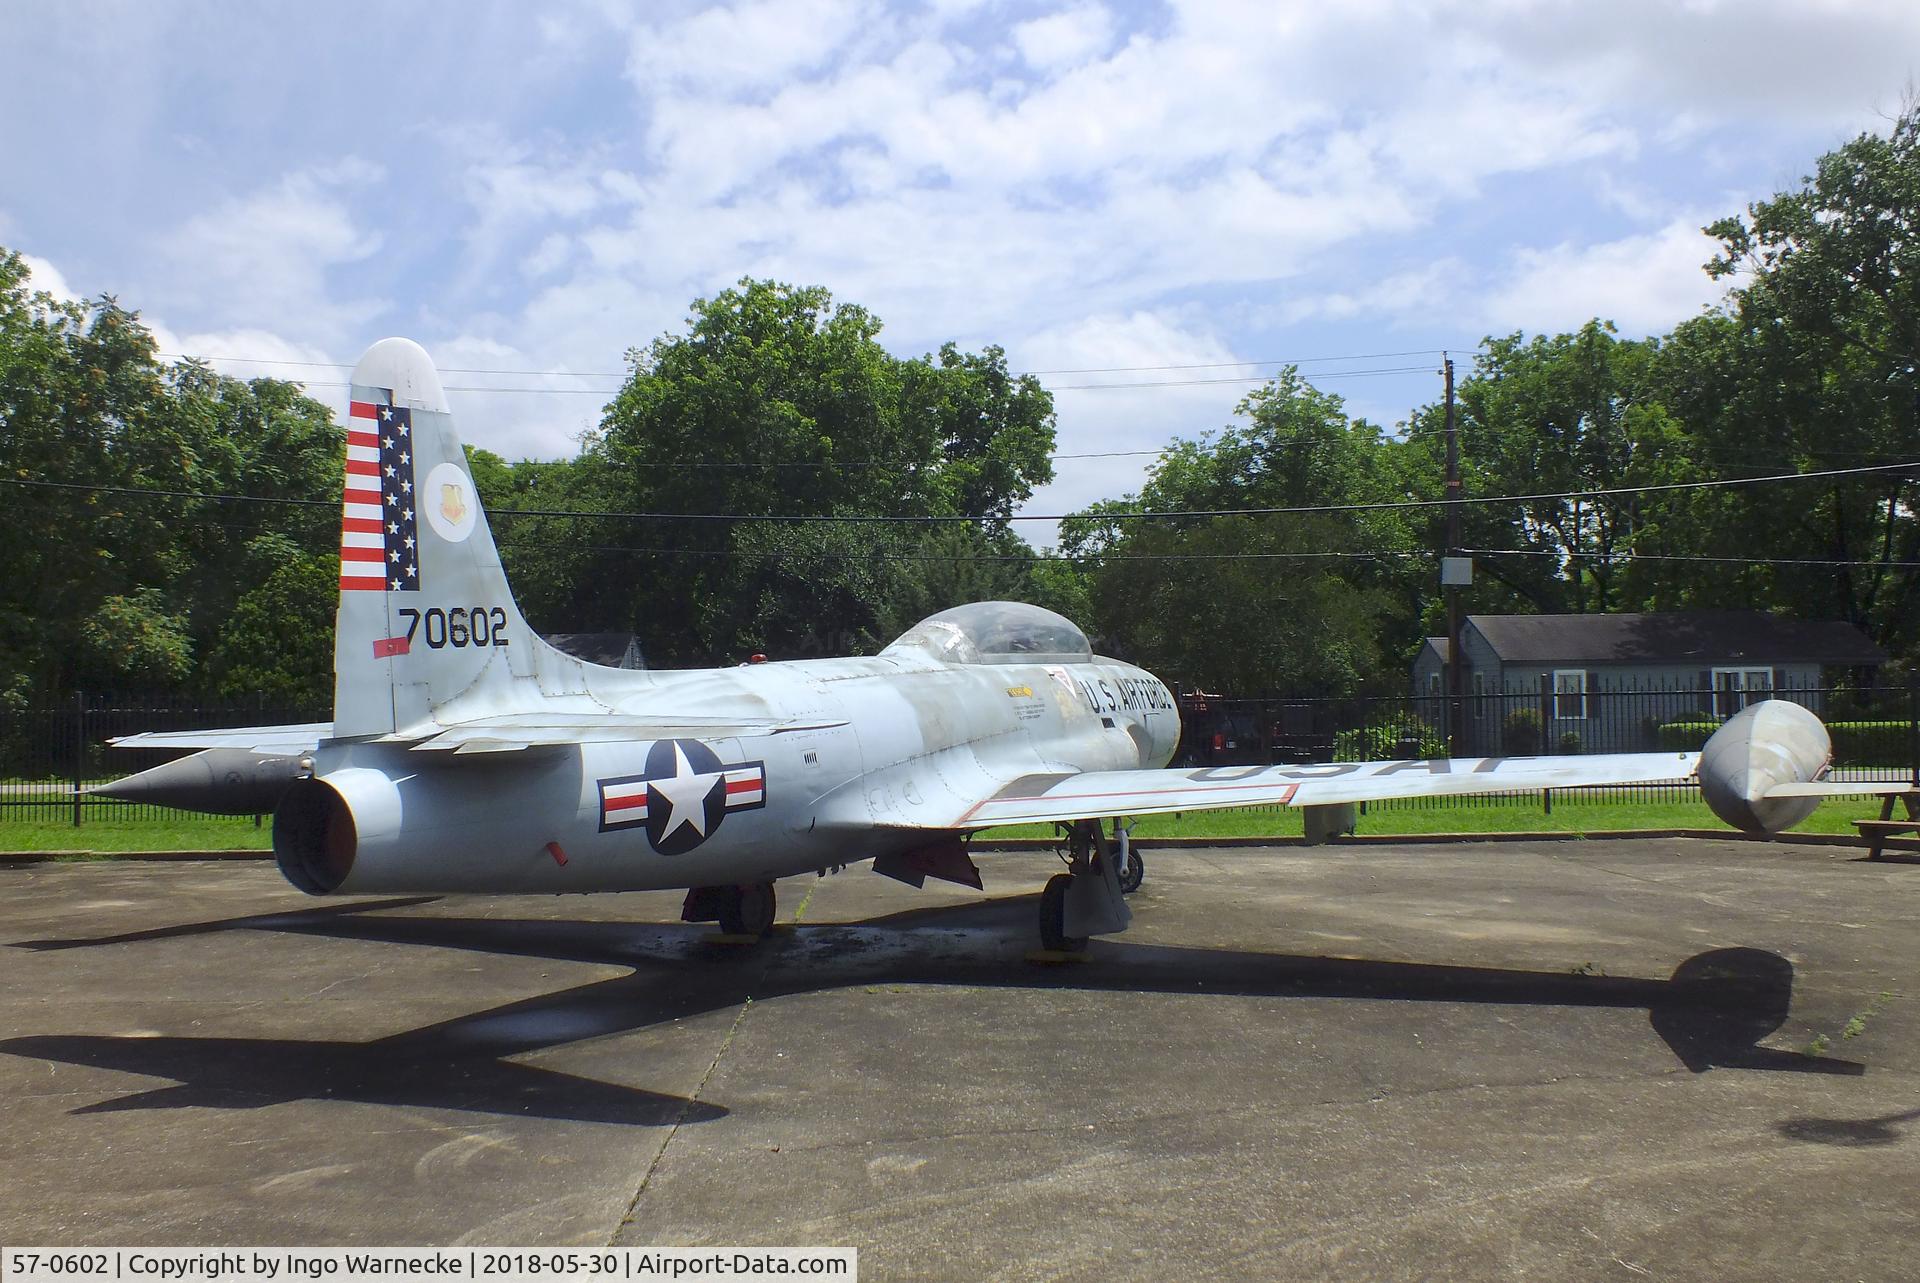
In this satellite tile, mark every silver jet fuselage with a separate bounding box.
[280,653,1178,896]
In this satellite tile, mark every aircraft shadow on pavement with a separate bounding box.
[1775,1105,1920,1146]
[2,890,1861,1124]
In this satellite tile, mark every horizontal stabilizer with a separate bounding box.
[399,713,850,755]
[110,722,333,754]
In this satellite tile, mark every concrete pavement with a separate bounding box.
[1,840,1914,1279]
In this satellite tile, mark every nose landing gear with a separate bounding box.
[1116,823,1145,895]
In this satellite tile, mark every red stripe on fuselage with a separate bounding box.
[349,401,381,419]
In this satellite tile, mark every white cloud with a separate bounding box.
[1012,4,1115,70]
[157,161,387,346]
[11,0,1919,527]
[1458,0,1920,131]
[1014,311,1254,544]
[1477,217,1732,336]
[20,252,80,305]
[625,0,875,97]
[522,233,575,280]
[1274,261,1469,327]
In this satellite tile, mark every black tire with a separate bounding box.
[1117,847,1144,895]
[720,881,776,937]
[1039,873,1087,953]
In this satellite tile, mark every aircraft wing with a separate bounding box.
[955,751,1701,828]
[110,722,334,754]
[1757,780,1913,799]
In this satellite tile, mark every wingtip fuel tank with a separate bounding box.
[1697,699,1832,833]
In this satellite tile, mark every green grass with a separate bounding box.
[0,814,273,852]
[978,795,1893,842]
[0,794,1897,853]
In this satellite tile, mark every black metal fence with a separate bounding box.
[0,692,326,827]
[2,683,1915,833]
[1175,682,1920,809]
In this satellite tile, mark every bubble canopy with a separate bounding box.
[881,602,1094,666]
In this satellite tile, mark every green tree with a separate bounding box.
[1396,324,1694,618]
[1691,104,1920,651]
[1066,370,1417,692]
[0,245,342,697]
[76,588,194,688]
[589,279,1057,663]
[205,541,337,706]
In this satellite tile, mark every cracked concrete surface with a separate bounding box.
[0,840,1914,1279]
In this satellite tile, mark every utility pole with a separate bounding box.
[1441,356,1466,757]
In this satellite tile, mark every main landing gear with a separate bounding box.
[682,881,777,938]
[1037,819,1140,952]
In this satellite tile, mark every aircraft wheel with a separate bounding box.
[1117,847,1145,895]
[1039,873,1087,953]
[720,881,776,937]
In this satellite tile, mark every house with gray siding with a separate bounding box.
[1412,612,1886,754]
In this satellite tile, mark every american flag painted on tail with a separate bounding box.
[340,395,422,593]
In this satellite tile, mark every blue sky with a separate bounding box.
[5,0,1917,541]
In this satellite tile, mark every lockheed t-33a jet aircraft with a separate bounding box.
[100,339,1896,952]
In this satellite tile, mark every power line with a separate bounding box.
[500,541,1430,565]
[1021,350,1448,375]
[159,347,1459,382]
[1464,547,1920,569]
[6,459,1913,525]
[1048,366,1435,391]
[259,363,1440,396]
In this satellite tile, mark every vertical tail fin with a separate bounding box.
[332,338,543,737]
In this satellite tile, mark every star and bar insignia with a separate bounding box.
[598,739,768,856]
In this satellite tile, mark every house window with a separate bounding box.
[1472,672,1486,719]
[1427,672,1441,697]
[1713,667,1773,717]
[1553,669,1587,720]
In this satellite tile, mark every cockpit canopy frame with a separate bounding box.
[882,601,1094,666]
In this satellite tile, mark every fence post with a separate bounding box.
[1909,676,1918,789]
[72,690,85,828]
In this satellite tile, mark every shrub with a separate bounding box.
[1828,720,1912,766]
[1656,720,1721,752]
[1503,708,1542,755]
[1333,721,1446,762]
[1654,717,1911,764]
[1557,731,1583,754]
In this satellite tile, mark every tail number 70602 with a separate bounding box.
[398,606,509,649]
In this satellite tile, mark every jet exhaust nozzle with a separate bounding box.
[1697,700,1831,834]
[273,769,403,894]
